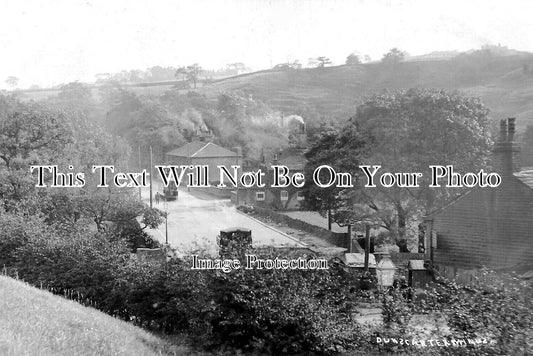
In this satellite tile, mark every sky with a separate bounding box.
[1,0,533,89]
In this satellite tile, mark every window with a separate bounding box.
[280,190,289,201]
[296,191,305,201]
[255,191,265,201]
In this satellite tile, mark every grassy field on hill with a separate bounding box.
[0,276,194,356]
[13,52,533,132]
[200,54,533,131]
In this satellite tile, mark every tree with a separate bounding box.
[303,121,375,231]
[186,63,203,89]
[75,190,163,232]
[226,62,248,74]
[305,89,492,251]
[308,57,332,68]
[346,53,362,66]
[273,61,301,70]
[5,76,18,90]
[94,73,111,83]
[174,66,187,82]
[147,66,176,82]
[57,82,92,104]
[0,95,72,169]
[381,48,406,65]
[355,89,491,250]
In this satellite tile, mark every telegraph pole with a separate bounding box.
[165,198,168,245]
[149,146,153,208]
[364,224,371,272]
[138,146,142,200]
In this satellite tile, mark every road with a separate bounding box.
[142,186,304,254]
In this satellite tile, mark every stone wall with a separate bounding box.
[250,206,349,248]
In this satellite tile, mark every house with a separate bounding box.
[232,148,307,210]
[166,141,242,186]
[232,121,308,211]
[424,118,533,281]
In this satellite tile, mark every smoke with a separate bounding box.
[183,108,208,131]
[285,114,305,126]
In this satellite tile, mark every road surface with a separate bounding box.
[142,186,304,253]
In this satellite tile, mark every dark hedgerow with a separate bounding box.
[194,251,361,354]
[2,208,532,355]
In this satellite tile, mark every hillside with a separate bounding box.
[0,276,178,356]
[199,53,533,132]
[13,51,533,132]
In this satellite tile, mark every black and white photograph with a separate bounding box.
[1,1,532,355]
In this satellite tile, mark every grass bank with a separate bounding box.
[0,276,182,356]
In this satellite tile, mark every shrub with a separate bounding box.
[13,229,130,307]
[0,211,56,267]
[190,250,361,354]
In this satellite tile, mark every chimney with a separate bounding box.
[508,117,516,141]
[232,147,242,165]
[260,147,265,164]
[297,121,307,148]
[492,118,521,175]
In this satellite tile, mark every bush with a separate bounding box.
[5,204,530,355]
[0,211,56,267]
[13,229,130,307]
[108,258,210,332]
[190,250,360,354]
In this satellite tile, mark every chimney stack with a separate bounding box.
[508,117,516,141]
[272,153,279,165]
[499,119,508,142]
[297,121,307,149]
[492,118,521,175]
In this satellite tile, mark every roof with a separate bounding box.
[425,168,533,220]
[341,253,376,268]
[514,168,533,189]
[269,148,306,170]
[220,227,251,233]
[277,154,306,170]
[167,142,241,158]
[408,260,426,270]
[166,141,206,157]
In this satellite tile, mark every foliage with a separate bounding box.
[13,229,130,307]
[183,64,203,89]
[309,56,332,68]
[57,82,92,104]
[0,95,73,169]
[381,48,407,65]
[188,250,360,354]
[0,275,174,356]
[413,272,533,355]
[303,120,375,230]
[346,53,362,66]
[213,91,287,159]
[3,202,532,356]
[5,76,19,89]
[305,89,492,251]
[63,113,131,171]
[1,217,363,355]
[273,61,302,70]
[103,87,283,164]
[0,211,56,267]
[0,167,38,211]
